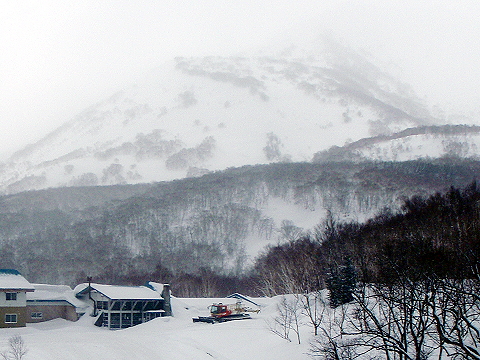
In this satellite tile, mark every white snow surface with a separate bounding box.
[0,271,34,291]
[0,296,312,360]
[28,284,86,310]
[352,132,480,161]
[74,283,162,300]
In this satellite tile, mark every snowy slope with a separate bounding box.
[0,41,433,194]
[0,296,311,360]
[313,125,480,162]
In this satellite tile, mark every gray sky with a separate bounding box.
[1,0,479,158]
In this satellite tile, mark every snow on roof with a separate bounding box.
[145,282,169,294]
[0,269,35,291]
[28,284,86,309]
[227,293,261,307]
[75,283,162,300]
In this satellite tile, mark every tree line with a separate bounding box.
[87,180,480,300]
[127,179,480,358]
[1,160,480,297]
[254,181,480,295]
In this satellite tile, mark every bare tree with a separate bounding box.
[1,335,27,360]
[310,275,480,360]
[268,295,302,344]
[427,277,480,360]
[300,291,327,336]
[278,220,304,242]
[334,280,435,360]
[310,303,356,360]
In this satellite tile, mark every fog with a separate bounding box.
[1,0,479,158]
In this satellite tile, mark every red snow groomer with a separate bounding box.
[193,301,258,323]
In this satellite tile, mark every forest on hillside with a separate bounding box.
[258,182,480,360]
[0,159,479,290]
[254,181,480,294]
[2,163,480,359]
[143,180,480,298]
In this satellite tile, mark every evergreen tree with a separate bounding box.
[326,257,356,308]
[326,267,342,308]
[340,257,356,303]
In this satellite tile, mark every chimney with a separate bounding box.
[161,284,172,316]
[87,276,97,316]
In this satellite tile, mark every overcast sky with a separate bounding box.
[1,0,479,158]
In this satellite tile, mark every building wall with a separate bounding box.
[0,307,27,328]
[94,298,164,329]
[26,304,78,323]
[0,291,27,307]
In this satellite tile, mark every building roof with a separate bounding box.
[227,293,261,307]
[74,283,162,300]
[0,269,35,291]
[145,282,169,295]
[27,284,86,310]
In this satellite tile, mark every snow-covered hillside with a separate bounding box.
[314,125,480,162]
[0,40,434,194]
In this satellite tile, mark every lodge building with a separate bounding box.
[74,282,172,329]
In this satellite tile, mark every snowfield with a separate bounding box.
[0,296,312,360]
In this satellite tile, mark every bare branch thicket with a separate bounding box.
[300,291,326,336]
[310,304,360,360]
[288,295,303,345]
[255,236,324,297]
[268,295,302,344]
[310,275,480,360]
[427,277,480,360]
[334,280,436,360]
[1,335,27,360]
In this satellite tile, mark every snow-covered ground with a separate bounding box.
[0,296,312,360]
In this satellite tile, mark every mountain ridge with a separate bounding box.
[314,124,480,162]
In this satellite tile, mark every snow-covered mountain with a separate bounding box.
[313,125,480,162]
[0,40,436,194]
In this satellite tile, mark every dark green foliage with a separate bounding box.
[326,258,356,308]
[325,268,341,307]
[341,257,356,301]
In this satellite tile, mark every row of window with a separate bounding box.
[31,312,43,319]
[3,293,21,324]
[104,311,163,329]
[3,312,43,324]
[96,300,163,311]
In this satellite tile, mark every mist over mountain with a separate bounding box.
[0,39,438,195]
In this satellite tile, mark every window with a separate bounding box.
[5,293,17,301]
[31,312,43,320]
[96,301,108,310]
[5,314,17,324]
